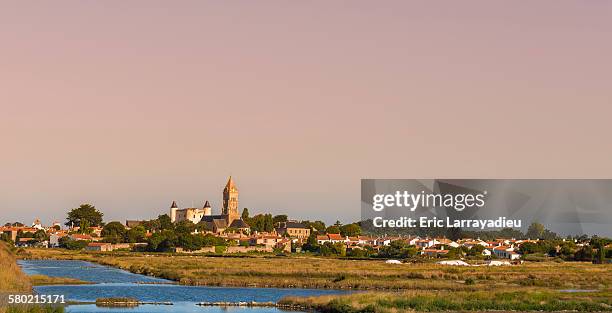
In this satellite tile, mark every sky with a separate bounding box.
[1,2,612,231]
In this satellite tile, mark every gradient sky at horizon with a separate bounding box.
[1,2,612,232]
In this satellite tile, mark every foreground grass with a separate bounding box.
[20,248,612,312]
[4,307,64,313]
[0,243,64,313]
[22,248,612,291]
[279,289,612,312]
[0,243,31,293]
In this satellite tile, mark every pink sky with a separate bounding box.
[1,2,612,226]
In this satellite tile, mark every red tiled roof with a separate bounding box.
[328,234,343,240]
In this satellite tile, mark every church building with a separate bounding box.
[169,176,249,233]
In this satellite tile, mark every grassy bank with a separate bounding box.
[28,275,91,286]
[279,289,612,312]
[0,243,32,293]
[0,243,63,313]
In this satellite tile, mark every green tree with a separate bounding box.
[326,225,340,234]
[273,214,288,225]
[141,219,161,232]
[319,242,346,257]
[301,220,326,233]
[249,214,274,232]
[125,226,147,243]
[591,237,609,264]
[241,208,250,220]
[467,244,485,256]
[202,234,226,246]
[146,230,177,252]
[302,232,320,252]
[33,229,49,243]
[66,204,103,227]
[526,222,545,239]
[59,237,88,250]
[102,221,126,243]
[174,220,195,235]
[575,245,593,261]
[79,220,93,234]
[340,224,361,237]
[379,240,417,259]
[157,214,173,230]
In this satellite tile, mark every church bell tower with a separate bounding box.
[222,176,239,223]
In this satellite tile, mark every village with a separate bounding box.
[2,217,541,260]
[2,177,610,264]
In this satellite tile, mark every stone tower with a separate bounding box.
[170,200,178,222]
[203,200,212,216]
[222,176,239,223]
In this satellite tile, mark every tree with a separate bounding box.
[79,220,92,234]
[66,204,103,227]
[249,214,274,232]
[33,229,49,243]
[378,240,417,259]
[102,222,126,244]
[526,222,545,239]
[301,220,326,233]
[319,242,346,257]
[467,244,485,257]
[575,245,593,261]
[301,232,320,253]
[202,234,226,247]
[273,215,288,225]
[241,208,250,220]
[326,225,340,234]
[157,214,173,230]
[125,226,146,243]
[446,227,463,241]
[59,237,88,250]
[141,219,161,232]
[146,230,177,252]
[174,221,195,235]
[340,224,361,237]
[591,236,609,264]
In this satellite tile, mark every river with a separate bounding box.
[18,260,351,313]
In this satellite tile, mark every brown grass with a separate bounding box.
[28,275,91,286]
[0,243,31,293]
[21,248,612,291]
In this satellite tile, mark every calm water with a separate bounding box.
[19,260,351,313]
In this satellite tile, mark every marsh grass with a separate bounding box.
[22,248,611,292]
[4,306,64,313]
[279,289,612,312]
[27,275,91,286]
[0,243,31,293]
[1,244,64,313]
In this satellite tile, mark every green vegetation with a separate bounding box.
[22,248,612,291]
[65,203,103,229]
[28,275,91,286]
[279,289,612,312]
[95,298,138,307]
[57,237,87,250]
